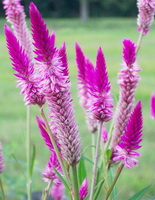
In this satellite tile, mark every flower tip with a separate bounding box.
[150,92,155,119]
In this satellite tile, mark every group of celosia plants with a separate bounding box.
[0,0,155,199]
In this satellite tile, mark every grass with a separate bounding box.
[0,17,155,199]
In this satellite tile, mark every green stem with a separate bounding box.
[42,180,52,200]
[72,164,79,200]
[104,164,124,200]
[92,133,96,161]
[40,107,73,196]
[0,176,5,200]
[136,29,144,54]
[26,106,32,200]
[89,122,103,200]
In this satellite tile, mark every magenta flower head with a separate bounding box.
[75,43,97,133]
[0,143,5,174]
[137,0,155,34]
[5,25,45,106]
[88,47,113,123]
[3,0,33,62]
[79,178,88,200]
[111,39,140,149]
[150,93,155,119]
[113,101,143,168]
[50,178,65,200]
[30,3,81,166]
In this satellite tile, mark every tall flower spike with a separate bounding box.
[111,39,140,149]
[75,43,97,133]
[137,0,155,34]
[150,93,155,119]
[30,3,81,165]
[88,47,113,122]
[0,143,5,174]
[3,0,33,62]
[113,101,143,168]
[5,25,45,106]
[79,178,88,200]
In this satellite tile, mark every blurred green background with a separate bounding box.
[0,1,155,199]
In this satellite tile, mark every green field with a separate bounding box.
[0,17,155,199]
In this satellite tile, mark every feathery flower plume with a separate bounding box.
[43,152,62,182]
[150,93,155,119]
[0,143,5,174]
[50,178,65,200]
[75,43,97,133]
[113,101,143,168]
[79,178,88,200]
[3,0,33,62]
[30,3,81,165]
[111,39,140,148]
[137,0,155,34]
[101,125,108,144]
[87,47,113,122]
[5,25,45,106]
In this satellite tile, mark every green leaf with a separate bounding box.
[106,149,112,163]
[93,179,105,200]
[82,155,94,165]
[128,185,151,200]
[109,167,118,200]
[53,168,70,191]
[30,145,36,177]
[78,157,87,185]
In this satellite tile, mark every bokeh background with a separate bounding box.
[0,0,155,199]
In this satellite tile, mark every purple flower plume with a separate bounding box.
[111,39,140,149]
[113,101,143,168]
[75,43,97,133]
[5,25,45,106]
[150,93,155,119]
[30,3,81,166]
[88,47,113,122]
[0,143,5,174]
[3,0,33,62]
[79,178,88,200]
[50,178,65,200]
[137,0,155,34]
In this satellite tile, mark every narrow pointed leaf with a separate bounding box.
[128,185,151,200]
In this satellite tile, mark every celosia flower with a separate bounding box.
[137,0,155,34]
[30,3,81,166]
[87,47,113,122]
[75,43,97,133]
[50,178,65,200]
[43,152,62,182]
[79,178,88,200]
[101,125,108,143]
[150,93,155,119]
[0,143,5,174]
[5,25,45,106]
[113,101,143,168]
[3,0,33,62]
[111,39,140,148]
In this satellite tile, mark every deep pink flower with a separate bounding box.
[88,48,113,122]
[113,101,143,168]
[0,143,5,174]
[5,25,45,106]
[137,0,155,34]
[79,178,88,200]
[50,178,65,200]
[150,93,155,119]
[75,43,97,133]
[111,39,140,148]
[30,3,81,166]
[43,152,62,182]
[101,125,108,144]
[3,0,33,62]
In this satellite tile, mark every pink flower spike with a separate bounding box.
[137,0,155,34]
[150,93,155,119]
[79,178,88,200]
[102,125,108,143]
[50,178,65,200]
[4,24,45,106]
[113,101,143,168]
[0,143,5,174]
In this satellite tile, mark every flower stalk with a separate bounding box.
[0,176,5,200]
[72,164,79,200]
[42,180,52,200]
[89,122,103,200]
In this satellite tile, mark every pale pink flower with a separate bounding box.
[50,178,65,200]
[0,143,5,174]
